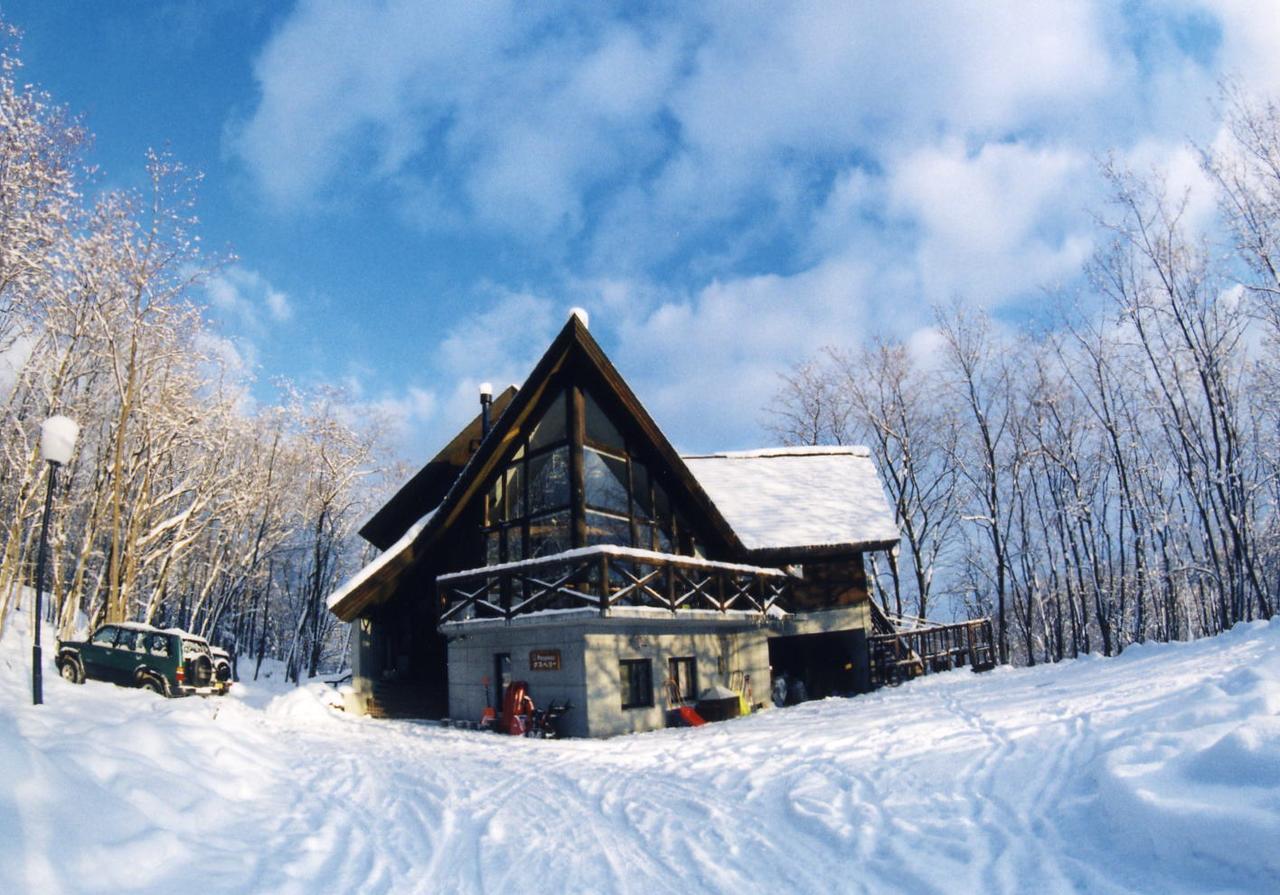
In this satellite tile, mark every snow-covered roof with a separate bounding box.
[682,446,899,553]
[326,508,437,612]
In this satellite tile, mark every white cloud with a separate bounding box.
[204,265,292,333]
[194,330,251,375]
[265,289,292,322]
[227,0,1280,457]
[371,386,437,433]
[611,255,877,450]
[231,3,1123,258]
[885,140,1095,304]
[1197,0,1280,95]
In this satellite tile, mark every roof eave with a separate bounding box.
[328,554,410,622]
[744,538,901,564]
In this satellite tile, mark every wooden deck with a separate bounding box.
[438,546,792,622]
[868,604,996,687]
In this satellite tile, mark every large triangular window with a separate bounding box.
[481,385,703,565]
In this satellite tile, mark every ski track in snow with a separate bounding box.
[2,618,1279,894]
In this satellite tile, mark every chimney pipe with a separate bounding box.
[479,382,493,436]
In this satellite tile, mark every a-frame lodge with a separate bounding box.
[326,311,994,737]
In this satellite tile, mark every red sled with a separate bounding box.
[675,705,706,726]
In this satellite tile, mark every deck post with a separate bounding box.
[599,552,610,617]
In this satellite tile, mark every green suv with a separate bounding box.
[55,622,218,697]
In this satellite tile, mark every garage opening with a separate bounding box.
[767,630,870,704]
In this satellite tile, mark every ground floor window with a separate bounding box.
[669,656,697,703]
[619,659,654,709]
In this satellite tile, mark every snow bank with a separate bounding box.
[2,603,1278,894]
[1092,631,1280,887]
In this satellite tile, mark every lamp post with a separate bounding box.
[33,414,78,706]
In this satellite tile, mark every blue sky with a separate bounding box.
[2,1,1273,458]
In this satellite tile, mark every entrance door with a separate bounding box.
[494,653,512,704]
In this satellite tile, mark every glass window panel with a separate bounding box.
[485,530,502,566]
[620,659,653,709]
[529,391,567,451]
[91,627,116,646]
[635,522,654,551]
[147,634,171,657]
[584,448,629,514]
[584,391,625,451]
[528,511,571,558]
[503,522,525,562]
[506,462,524,519]
[654,482,671,525]
[656,525,673,554]
[654,483,674,552]
[585,510,632,547]
[527,446,570,514]
[486,474,505,525]
[632,462,652,517]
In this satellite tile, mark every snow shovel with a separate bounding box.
[479,674,497,730]
[729,670,752,716]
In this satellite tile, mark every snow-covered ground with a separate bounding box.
[2,611,1278,894]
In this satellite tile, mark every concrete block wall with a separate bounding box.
[445,625,591,736]
[583,627,771,737]
[443,616,775,738]
[347,617,379,715]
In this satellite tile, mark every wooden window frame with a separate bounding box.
[619,658,654,709]
[669,656,697,704]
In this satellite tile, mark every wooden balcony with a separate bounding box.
[867,609,997,687]
[438,545,792,622]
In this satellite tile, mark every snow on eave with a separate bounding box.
[682,445,871,460]
[326,508,437,612]
[438,544,788,583]
[439,604,779,631]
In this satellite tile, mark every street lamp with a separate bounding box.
[33,414,78,706]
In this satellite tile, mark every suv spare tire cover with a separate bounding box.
[188,655,213,686]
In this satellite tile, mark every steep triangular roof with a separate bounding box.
[329,313,744,621]
[360,385,517,550]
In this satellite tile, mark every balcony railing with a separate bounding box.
[438,545,792,623]
[868,617,997,687]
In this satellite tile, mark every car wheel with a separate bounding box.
[59,659,84,684]
[140,676,168,697]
